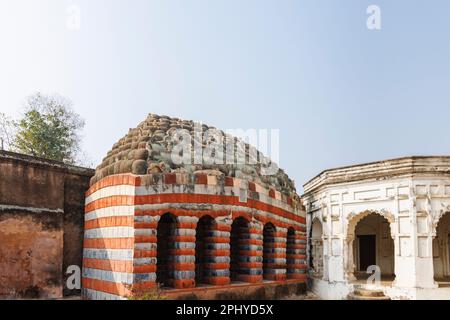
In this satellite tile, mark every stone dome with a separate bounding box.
[92,113,298,197]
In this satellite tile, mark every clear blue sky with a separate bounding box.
[1,0,450,192]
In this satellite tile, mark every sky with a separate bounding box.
[1,0,450,192]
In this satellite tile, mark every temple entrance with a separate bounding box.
[358,235,376,271]
[349,212,395,281]
[195,215,214,286]
[156,213,178,288]
[433,212,450,283]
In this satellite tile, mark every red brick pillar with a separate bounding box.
[170,216,198,289]
[133,213,159,291]
[264,226,287,281]
[238,220,263,283]
[287,229,307,280]
[202,217,232,286]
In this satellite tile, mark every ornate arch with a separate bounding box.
[311,217,323,240]
[346,209,396,241]
[431,209,450,237]
[309,217,324,278]
[344,209,396,281]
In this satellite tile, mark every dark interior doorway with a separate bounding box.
[195,215,214,286]
[230,217,249,282]
[358,235,376,271]
[263,223,276,280]
[156,213,177,288]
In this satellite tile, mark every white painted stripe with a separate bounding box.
[83,267,133,284]
[85,185,135,205]
[134,228,156,236]
[85,206,135,221]
[134,215,160,223]
[84,227,134,239]
[83,248,134,261]
[83,269,157,284]
[134,243,157,250]
[82,288,126,300]
[134,257,157,265]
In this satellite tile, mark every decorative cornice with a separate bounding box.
[303,156,450,195]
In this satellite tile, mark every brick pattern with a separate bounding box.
[82,202,136,298]
[233,223,263,283]
[263,227,287,281]
[286,230,307,280]
[82,173,308,300]
[88,173,303,220]
[133,214,158,291]
[201,219,231,286]
[169,216,197,289]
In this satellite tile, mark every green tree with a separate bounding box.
[14,92,85,164]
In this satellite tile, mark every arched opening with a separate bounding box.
[433,212,450,283]
[310,219,323,277]
[263,222,276,280]
[195,215,214,286]
[286,227,296,278]
[351,212,395,281]
[156,213,177,288]
[230,217,249,282]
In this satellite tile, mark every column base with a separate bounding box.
[207,277,231,286]
[171,279,196,289]
[237,275,263,283]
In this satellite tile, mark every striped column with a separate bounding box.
[82,197,136,300]
[169,216,198,289]
[287,230,307,280]
[237,220,263,283]
[202,217,231,286]
[263,227,287,281]
[133,213,159,291]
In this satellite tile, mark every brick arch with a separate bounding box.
[231,211,253,221]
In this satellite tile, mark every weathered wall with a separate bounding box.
[0,151,93,299]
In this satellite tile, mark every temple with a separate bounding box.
[81,114,307,300]
[303,156,450,299]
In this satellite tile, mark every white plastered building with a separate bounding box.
[302,156,450,300]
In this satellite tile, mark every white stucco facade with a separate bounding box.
[302,156,450,300]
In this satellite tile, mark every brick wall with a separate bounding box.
[82,172,307,300]
[0,151,93,299]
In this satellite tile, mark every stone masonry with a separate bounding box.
[81,114,307,300]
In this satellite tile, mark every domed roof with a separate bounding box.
[92,114,298,197]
